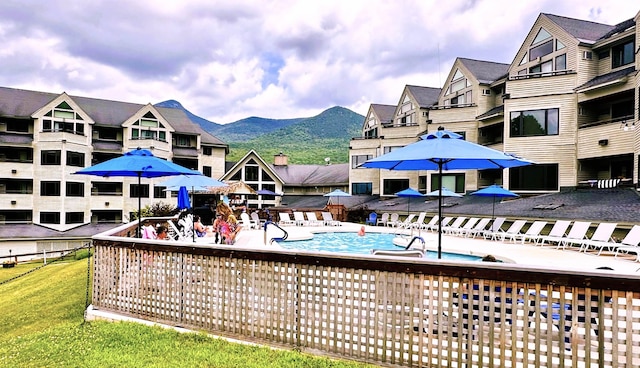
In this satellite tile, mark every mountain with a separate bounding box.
[156,100,365,164]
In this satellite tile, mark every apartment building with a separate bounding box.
[351,10,640,195]
[0,87,228,231]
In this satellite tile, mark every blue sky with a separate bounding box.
[0,0,635,124]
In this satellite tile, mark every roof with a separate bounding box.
[544,13,615,44]
[406,85,441,108]
[271,163,349,186]
[476,105,504,120]
[370,104,395,124]
[574,66,636,92]
[598,18,635,41]
[0,86,226,146]
[0,223,121,240]
[458,58,509,84]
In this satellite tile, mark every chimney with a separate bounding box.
[274,152,288,166]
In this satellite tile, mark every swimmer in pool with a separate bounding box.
[358,226,365,236]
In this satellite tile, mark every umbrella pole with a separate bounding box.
[137,174,142,238]
[492,196,496,221]
[437,163,443,259]
[192,186,196,243]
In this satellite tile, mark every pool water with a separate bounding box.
[279,232,483,261]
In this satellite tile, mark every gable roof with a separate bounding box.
[597,18,635,41]
[370,104,395,124]
[271,163,349,187]
[575,66,637,92]
[0,86,226,146]
[543,13,615,44]
[405,85,441,108]
[458,58,510,84]
[222,149,284,184]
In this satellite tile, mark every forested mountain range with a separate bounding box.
[156,100,364,164]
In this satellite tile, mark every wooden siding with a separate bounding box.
[92,233,640,368]
[507,73,577,99]
[429,107,478,125]
[578,124,636,159]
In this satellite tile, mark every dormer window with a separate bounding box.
[42,101,85,135]
[516,27,568,77]
[444,69,472,106]
[612,40,634,68]
[131,112,167,142]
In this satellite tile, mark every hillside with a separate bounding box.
[156,100,364,164]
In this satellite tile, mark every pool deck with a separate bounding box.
[228,222,640,276]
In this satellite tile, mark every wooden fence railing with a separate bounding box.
[91,225,640,367]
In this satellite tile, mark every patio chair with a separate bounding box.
[426,216,453,232]
[250,212,265,228]
[305,212,323,226]
[386,213,400,227]
[556,221,592,250]
[480,217,506,240]
[240,212,259,229]
[614,225,640,261]
[321,211,340,226]
[365,212,377,226]
[579,222,618,254]
[494,220,528,242]
[420,215,438,230]
[396,214,416,229]
[442,217,467,235]
[376,212,390,226]
[535,220,571,246]
[511,221,547,244]
[278,212,295,226]
[410,212,427,229]
[293,211,309,226]
[463,218,491,238]
[450,217,479,237]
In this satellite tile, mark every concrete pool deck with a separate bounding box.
[228,222,640,276]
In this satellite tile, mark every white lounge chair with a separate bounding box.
[512,221,547,244]
[240,212,259,229]
[535,220,571,246]
[481,217,506,240]
[386,213,400,227]
[420,215,438,230]
[278,212,295,226]
[396,214,416,229]
[496,220,528,242]
[427,216,453,232]
[321,211,340,226]
[614,225,640,260]
[305,212,323,226]
[451,217,479,237]
[557,221,592,250]
[293,211,308,226]
[376,213,390,226]
[410,212,427,229]
[442,217,467,235]
[579,222,618,254]
[463,218,491,238]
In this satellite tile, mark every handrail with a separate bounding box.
[263,220,288,245]
[404,236,426,250]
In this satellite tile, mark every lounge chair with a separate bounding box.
[442,217,467,235]
[579,222,618,254]
[614,225,640,260]
[365,212,377,226]
[556,221,592,250]
[278,212,295,226]
[376,212,389,226]
[419,215,438,230]
[240,212,259,229]
[305,212,323,226]
[450,217,479,237]
[293,211,308,226]
[386,213,400,227]
[480,217,506,240]
[511,221,547,244]
[321,211,340,226]
[463,218,491,238]
[396,214,416,229]
[410,212,427,229]
[427,216,453,232]
[495,220,528,242]
[535,220,571,246]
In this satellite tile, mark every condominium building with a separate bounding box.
[0,87,228,231]
[351,11,640,195]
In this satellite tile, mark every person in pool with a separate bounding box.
[358,226,366,236]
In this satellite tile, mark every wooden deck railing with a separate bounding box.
[91,225,640,367]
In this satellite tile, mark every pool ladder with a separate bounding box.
[263,221,288,245]
[404,236,426,250]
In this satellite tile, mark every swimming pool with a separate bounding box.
[278,232,483,261]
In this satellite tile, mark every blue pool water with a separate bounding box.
[279,232,483,261]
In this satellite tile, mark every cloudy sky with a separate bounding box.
[0,1,636,124]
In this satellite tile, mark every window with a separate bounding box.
[4,118,29,133]
[202,146,212,156]
[383,146,403,154]
[430,174,465,193]
[529,60,553,74]
[41,181,60,196]
[418,175,427,193]
[261,170,274,182]
[65,212,84,224]
[510,108,559,137]
[92,182,122,196]
[612,41,634,68]
[96,128,118,140]
[202,166,212,177]
[510,164,558,191]
[529,40,553,61]
[130,184,149,198]
[42,101,84,135]
[351,182,372,195]
[555,54,566,70]
[245,165,259,181]
[154,186,166,198]
[352,154,372,169]
[131,112,167,142]
[41,150,61,165]
[66,151,85,167]
[230,171,241,181]
[383,179,409,195]
[66,182,84,197]
[40,212,60,224]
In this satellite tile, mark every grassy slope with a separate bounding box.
[0,258,375,368]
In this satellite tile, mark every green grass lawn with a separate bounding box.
[0,254,377,368]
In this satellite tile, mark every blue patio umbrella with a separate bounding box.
[361,127,533,258]
[256,189,282,196]
[425,188,463,198]
[470,184,519,220]
[177,186,191,210]
[395,188,425,215]
[74,148,200,238]
[324,189,351,205]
